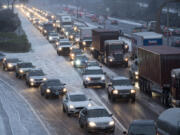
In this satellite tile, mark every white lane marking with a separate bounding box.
[0,79,51,135]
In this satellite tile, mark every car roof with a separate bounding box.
[131,120,155,126]
[68,92,85,96]
[112,76,129,80]
[86,105,105,110]
[86,66,102,70]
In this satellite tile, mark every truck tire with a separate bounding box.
[83,82,87,88]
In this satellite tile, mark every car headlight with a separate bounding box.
[46,89,51,93]
[49,37,53,40]
[44,30,47,33]
[90,47,94,51]
[56,42,59,46]
[124,58,128,62]
[135,71,139,75]
[70,53,75,57]
[89,122,96,127]
[86,77,91,81]
[70,47,73,50]
[88,103,92,107]
[43,78,47,81]
[75,38,80,42]
[113,90,118,94]
[19,69,24,73]
[109,58,113,62]
[69,105,74,109]
[82,41,86,45]
[8,63,13,68]
[58,47,62,51]
[109,121,115,126]
[131,89,136,94]
[75,60,81,65]
[63,88,67,92]
[65,32,69,36]
[70,35,73,39]
[30,78,34,82]
[125,45,128,49]
[101,76,105,80]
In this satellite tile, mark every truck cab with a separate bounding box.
[104,40,128,67]
[171,68,180,107]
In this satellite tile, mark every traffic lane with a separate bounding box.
[0,69,88,135]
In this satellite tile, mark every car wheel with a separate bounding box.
[79,119,83,128]
[40,89,44,96]
[108,93,111,99]
[83,82,87,88]
[110,95,115,102]
[2,65,5,71]
[45,93,49,99]
[131,97,136,103]
[63,105,66,113]
[16,73,18,78]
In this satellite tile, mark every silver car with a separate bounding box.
[62,92,92,116]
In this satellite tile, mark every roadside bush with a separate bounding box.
[0,32,31,52]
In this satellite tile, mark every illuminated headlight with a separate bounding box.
[71,53,75,57]
[135,76,139,79]
[58,47,62,51]
[86,77,91,81]
[43,78,47,81]
[65,32,69,36]
[135,71,139,75]
[8,63,13,68]
[30,78,34,82]
[3,58,6,62]
[109,121,115,126]
[90,47,94,51]
[44,30,47,33]
[69,105,74,109]
[63,88,67,92]
[131,89,136,94]
[125,45,128,49]
[75,38,80,42]
[70,47,73,50]
[46,89,51,93]
[75,60,81,65]
[124,58,128,62]
[51,15,55,19]
[49,37,53,40]
[56,42,59,46]
[88,122,96,127]
[19,69,24,73]
[113,90,118,94]
[62,28,65,32]
[88,103,92,107]
[70,35,73,39]
[82,41,86,45]
[53,23,56,27]
[109,58,113,62]
[101,76,105,80]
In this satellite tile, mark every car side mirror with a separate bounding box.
[123,131,127,135]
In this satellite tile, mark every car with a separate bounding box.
[82,66,106,88]
[40,79,67,99]
[0,52,5,62]
[69,48,83,61]
[62,92,92,116]
[25,69,47,87]
[107,76,136,102]
[123,120,156,135]
[171,36,180,47]
[79,106,115,133]
[74,35,80,44]
[47,32,59,42]
[15,62,35,79]
[57,41,72,56]
[2,58,21,71]
[129,59,139,83]
[72,55,88,68]
[84,61,100,68]
[80,37,92,49]
[55,38,69,48]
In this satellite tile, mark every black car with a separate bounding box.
[123,120,156,135]
[107,76,136,102]
[0,52,5,62]
[2,58,21,71]
[40,79,67,99]
[26,69,47,87]
[79,106,115,133]
[72,55,88,68]
[57,41,72,56]
[15,62,35,79]
[84,61,100,68]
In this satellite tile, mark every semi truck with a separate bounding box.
[79,27,93,48]
[138,46,180,106]
[91,29,128,67]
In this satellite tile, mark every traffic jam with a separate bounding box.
[0,4,180,135]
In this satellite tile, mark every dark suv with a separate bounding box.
[2,58,21,71]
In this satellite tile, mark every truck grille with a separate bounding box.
[91,77,101,81]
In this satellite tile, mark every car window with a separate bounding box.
[69,95,87,102]
[128,125,156,135]
[85,69,103,75]
[87,109,109,118]
[112,79,131,86]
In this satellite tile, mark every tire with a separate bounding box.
[57,52,60,56]
[131,97,136,103]
[40,89,44,96]
[108,93,111,99]
[45,93,49,99]
[83,82,87,88]
[2,65,5,71]
[79,119,83,128]
[63,105,66,113]
[110,95,115,102]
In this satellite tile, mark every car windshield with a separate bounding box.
[60,42,71,45]
[88,109,109,118]
[128,125,156,135]
[85,69,103,75]
[75,56,88,61]
[69,95,87,102]
[50,33,58,36]
[87,62,99,66]
[109,44,123,51]
[83,37,92,40]
[112,79,132,86]
[19,63,33,68]
[29,71,44,76]
[47,80,61,86]
[72,49,82,53]
[7,59,20,63]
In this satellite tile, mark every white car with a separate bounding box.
[82,66,106,88]
[47,32,59,42]
[79,106,115,133]
[62,92,92,116]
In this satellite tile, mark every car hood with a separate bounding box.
[58,45,72,48]
[83,74,105,78]
[69,101,90,108]
[88,117,113,124]
[48,85,64,90]
[113,85,133,90]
